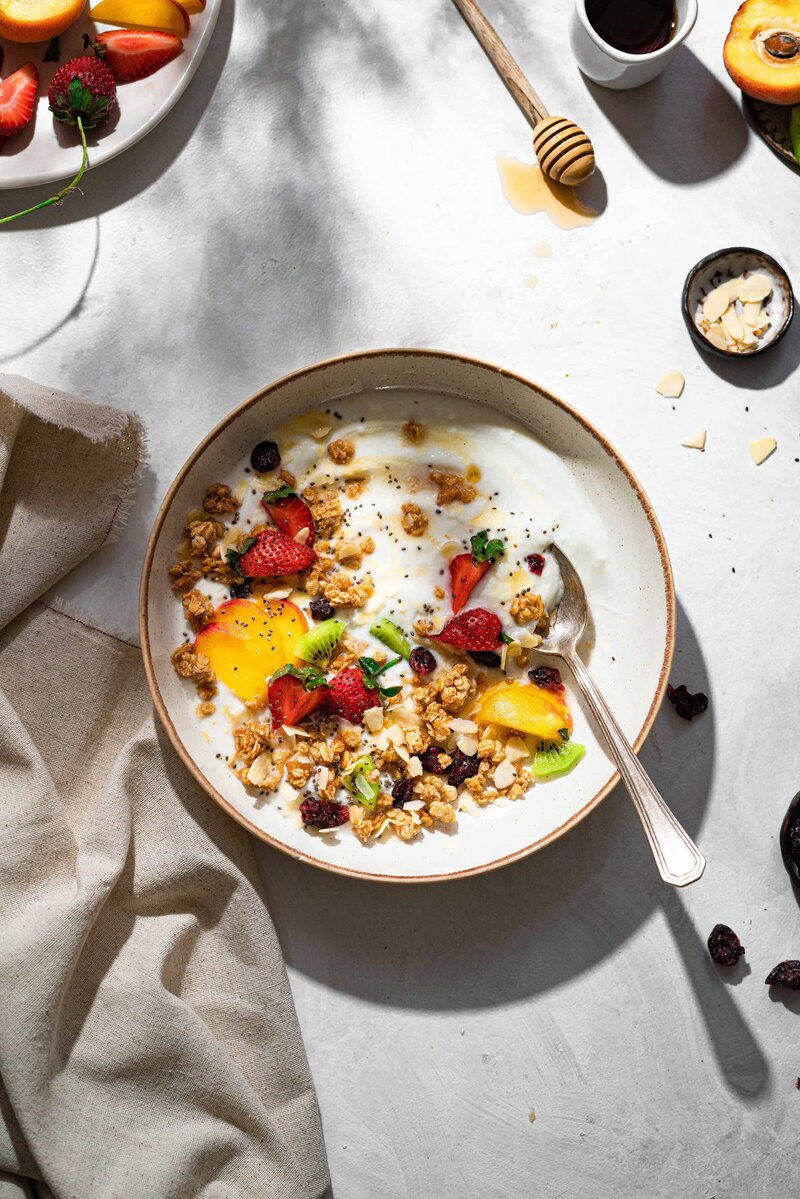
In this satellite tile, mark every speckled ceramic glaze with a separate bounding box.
[743,95,800,173]
[140,349,675,883]
[682,247,794,359]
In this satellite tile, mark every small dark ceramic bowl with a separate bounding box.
[682,247,794,360]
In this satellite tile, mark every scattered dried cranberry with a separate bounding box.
[526,553,545,575]
[796,1078,800,1090]
[230,579,252,599]
[528,666,564,692]
[409,646,436,675]
[299,797,350,829]
[448,747,480,788]
[392,779,414,808]
[667,684,708,721]
[765,961,800,990]
[309,596,334,621]
[707,924,745,967]
[419,747,450,774]
[468,650,502,669]
[250,440,281,473]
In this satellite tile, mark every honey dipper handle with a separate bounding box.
[450,0,550,129]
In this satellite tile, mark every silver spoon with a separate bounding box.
[537,545,706,887]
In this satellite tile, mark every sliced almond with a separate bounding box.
[493,759,517,790]
[395,743,411,763]
[246,752,273,787]
[741,301,763,329]
[448,717,479,734]
[504,736,529,762]
[311,424,333,440]
[386,724,405,746]
[681,430,707,451]
[363,706,384,732]
[740,324,757,348]
[702,285,731,323]
[316,765,330,791]
[282,723,311,737]
[335,541,361,561]
[720,306,745,343]
[749,436,777,465]
[655,370,685,399]
[459,793,481,817]
[737,273,772,304]
[407,755,423,778]
[294,527,311,545]
[404,797,425,811]
[704,324,729,351]
[456,734,478,757]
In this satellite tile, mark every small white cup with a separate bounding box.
[570,0,698,90]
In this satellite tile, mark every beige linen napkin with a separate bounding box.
[0,376,330,1199]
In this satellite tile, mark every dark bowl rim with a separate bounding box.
[681,245,795,361]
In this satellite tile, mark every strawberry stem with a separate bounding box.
[0,115,88,225]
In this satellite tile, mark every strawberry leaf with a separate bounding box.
[271,663,329,692]
[226,536,256,579]
[470,529,505,565]
[263,484,296,504]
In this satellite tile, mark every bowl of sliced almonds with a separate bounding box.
[682,247,794,359]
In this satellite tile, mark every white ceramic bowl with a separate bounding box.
[0,0,221,191]
[141,349,675,883]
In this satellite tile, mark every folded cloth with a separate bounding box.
[0,376,330,1199]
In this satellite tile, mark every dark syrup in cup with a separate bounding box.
[586,0,677,55]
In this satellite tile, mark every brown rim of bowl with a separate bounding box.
[140,347,676,884]
[681,246,795,360]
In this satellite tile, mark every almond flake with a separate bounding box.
[386,724,405,746]
[749,436,777,465]
[720,306,745,343]
[311,424,333,440]
[247,752,273,786]
[504,737,529,762]
[264,587,292,600]
[335,541,361,561]
[737,273,772,303]
[704,324,729,351]
[407,756,423,778]
[681,430,706,451]
[282,724,311,737]
[493,759,517,790]
[655,370,685,398]
[702,285,731,323]
[363,706,384,732]
[459,793,481,816]
[294,527,311,545]
[448,717,479,734]
[741,301,763,329]
[456,734,478,757]
[316,765,330,790]
[404,797,425,811]
[395,743,411,763]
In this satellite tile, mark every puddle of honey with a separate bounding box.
[497,156,597,230]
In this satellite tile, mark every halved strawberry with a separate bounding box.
[262,484,315,546]
[327,656,402,725]
[449,530,505,614]
[432,608,504,653]
[93,30,183,83]
[268,664,329,730]
[227,528,316,578]
[0,64,38,138]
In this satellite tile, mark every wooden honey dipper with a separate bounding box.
[450,0,596,187]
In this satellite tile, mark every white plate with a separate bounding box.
[141,349,675,883]
[0,0,220,190]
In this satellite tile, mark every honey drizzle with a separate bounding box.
[497,157,597,230]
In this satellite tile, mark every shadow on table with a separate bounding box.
[0,0,235,229]
[583,46,747,184]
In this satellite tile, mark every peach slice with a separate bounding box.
[476,680,572,741]
[181,0,204,11]
[724,0,800,105]
[196,597,308,705]
[89,0,190,35]
[0,0,86,43]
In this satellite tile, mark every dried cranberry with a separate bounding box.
[299,797,350,829]
[392,779,414,808]
[230,579,252,599]
[468,650,502,669]
[419,747,450,774]
[528,666,564,692]
[526,553,545,575]
[250,440,281,473]
[409,647,436,675]
[707,924,745,967]
[309,596,334,621]
[448,747,479,788]
[765,961,800,990]
[667,684,708,721]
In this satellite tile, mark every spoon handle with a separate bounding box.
[564,650,706,887]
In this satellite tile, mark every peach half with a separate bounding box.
[195,597,308,705]
[0,0,86,43]
[724,0,800,104]
[89,0,190,35]
[476,680,572,741]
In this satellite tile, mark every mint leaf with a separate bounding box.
[558,728,570,741]
[226,536,256,579]
[263,484,295,504]
[470,529,505,565]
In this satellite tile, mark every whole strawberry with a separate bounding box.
[48,56,117,128]
[228,528,316,579]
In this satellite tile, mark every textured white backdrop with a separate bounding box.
[1,1,798,1194]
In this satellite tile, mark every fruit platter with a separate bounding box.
[0,0,221,194]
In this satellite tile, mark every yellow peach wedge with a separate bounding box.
[195,597,307,705]
[89,0,190,35]
[0,0,86,43]
[181,0,204,11]
[476,680,572,741]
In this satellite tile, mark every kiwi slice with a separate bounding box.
[532,740,586,780]
[370,617,410,660]
[294,618,345,668]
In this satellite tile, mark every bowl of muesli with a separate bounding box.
[141,349,675,882]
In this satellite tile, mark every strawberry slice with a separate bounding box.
[93,30,183,83]
[268,664,329,730]
[432,608,504,653]
[0,64,38,137]
[227,528,316,578]
[327,656,402,725]
[449,530,505,614]
[261,484,315,546]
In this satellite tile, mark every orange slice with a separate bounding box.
[89,0,190,35]
[0,0,86,43]
[476,680,572,741]
[195,597,308,705]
